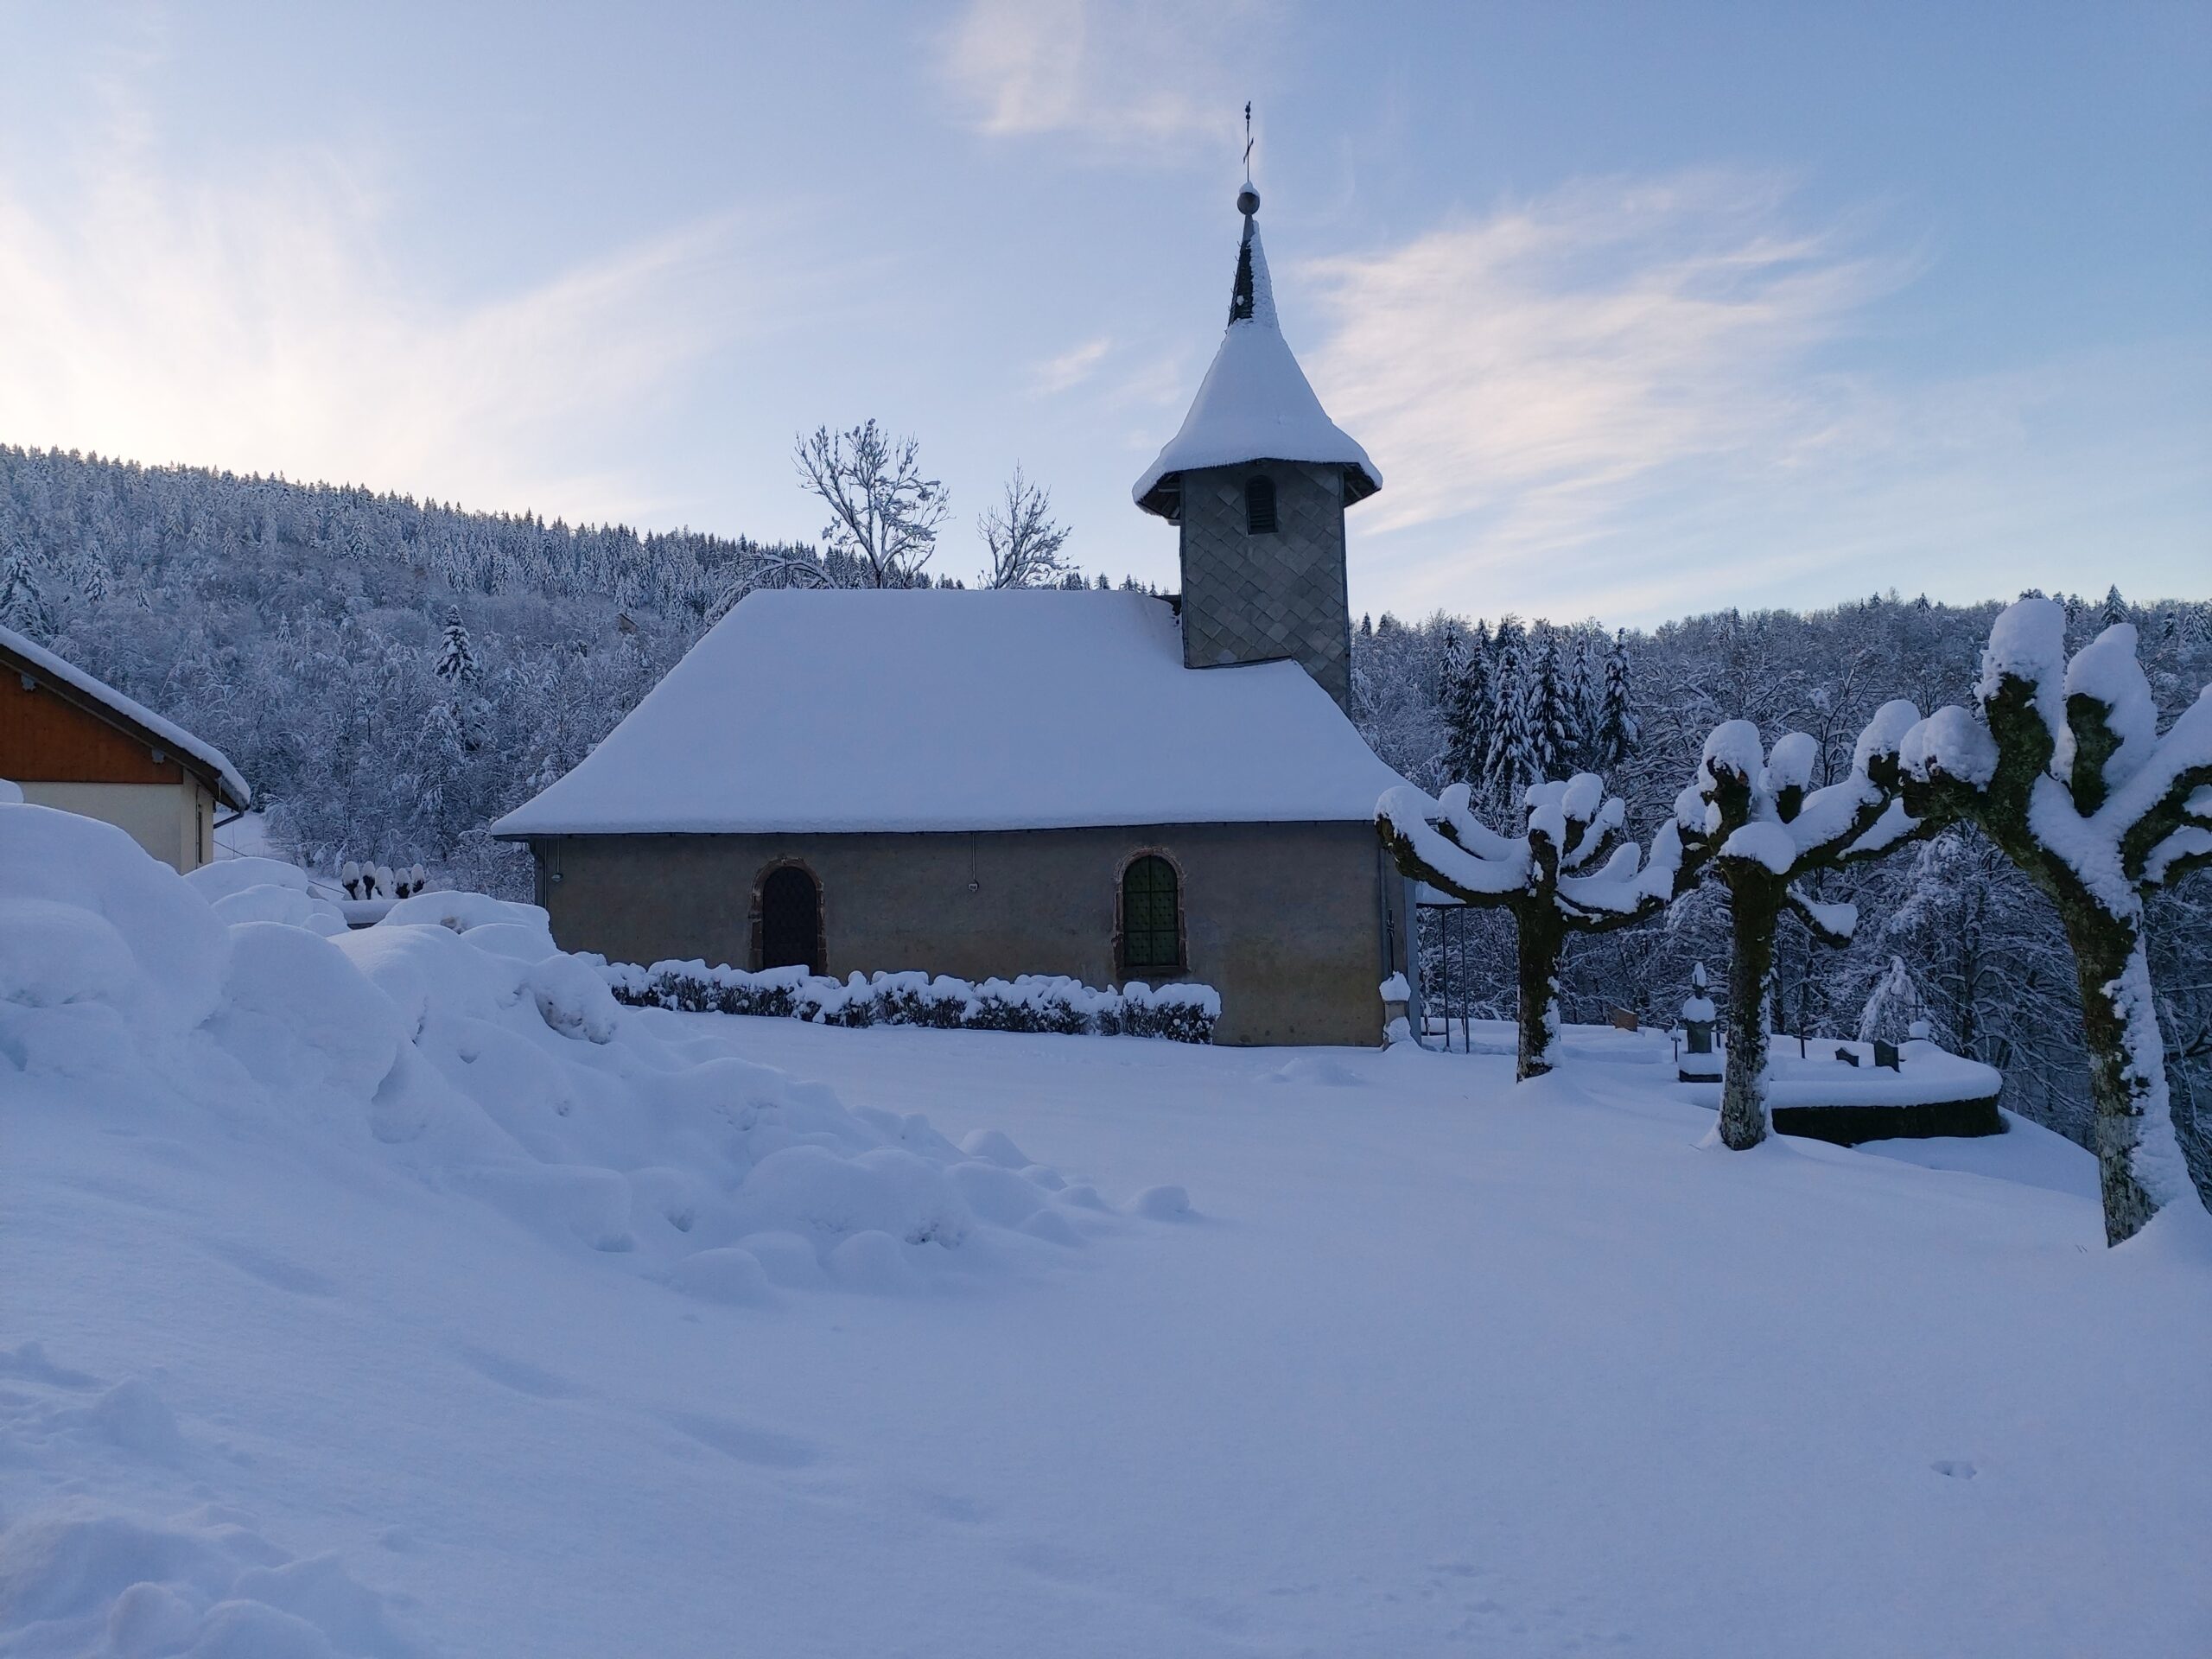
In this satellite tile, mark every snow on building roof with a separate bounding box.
[0,622,251,808]
[493,588,1407,837]
[1133,196,1381,518]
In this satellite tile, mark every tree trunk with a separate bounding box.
[2056,885,2187,1245]
[1516,902,1566,1082]
[1718,878,1783,1149]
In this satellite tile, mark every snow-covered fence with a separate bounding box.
[597,960,1219,1044]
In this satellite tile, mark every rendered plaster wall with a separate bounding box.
[529,819,1411,1046]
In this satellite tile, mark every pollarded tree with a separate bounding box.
[1690,700,1927,1149]
[1898,599,2212,1243]
[1378,772,1701,1079]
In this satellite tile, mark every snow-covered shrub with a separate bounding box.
[600,959,1219,1043]
[1119,981,1220,1044]
[525,954,620,1044]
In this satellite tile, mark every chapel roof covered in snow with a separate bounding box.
[0,622,251,808]
[1132,187,1381,520]
[492,588,1407,836]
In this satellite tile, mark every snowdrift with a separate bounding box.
[0,805,1170,1655]
[2,804,1140,1286]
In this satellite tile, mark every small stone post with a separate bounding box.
[1679,962,1720,1083]
[1379,972,1413,1047]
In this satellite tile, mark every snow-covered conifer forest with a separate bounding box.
[8,443,2201,1189]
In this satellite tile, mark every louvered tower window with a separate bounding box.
[1243,475,1277,534]
[1120,855,1183,975]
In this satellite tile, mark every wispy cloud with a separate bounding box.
[1033,335,1114,394]
[938,0,1274,150]
[0,138,752,521]
[1297,171,2209,622]
[1303,171,1911,550]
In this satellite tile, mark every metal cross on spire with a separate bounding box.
[1243,102,1254,184]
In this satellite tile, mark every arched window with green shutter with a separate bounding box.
[1119,854,1183,977]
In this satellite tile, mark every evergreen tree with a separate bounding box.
[0,543,52,639]
[1442,620,1492,786]
[1592,630,1639,770]
[1483,618,1534,798]
[1525,626,1573,782]
[2102,583,2127,629]
[1569,632,1599,768]
[434,607,479,683]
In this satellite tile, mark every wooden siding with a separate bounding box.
[0,673,185,785]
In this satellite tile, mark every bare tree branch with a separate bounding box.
[978,467,1072,589]
[793,421,946,588]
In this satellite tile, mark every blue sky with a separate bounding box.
[1,1,2204,626]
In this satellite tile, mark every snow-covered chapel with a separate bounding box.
[496,184,1415,1045]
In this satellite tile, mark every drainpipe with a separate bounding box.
[1375,844,1422,1046]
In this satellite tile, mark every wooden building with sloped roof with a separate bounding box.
[0,623,251,872]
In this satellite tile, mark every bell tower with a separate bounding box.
[1131,179,1382,712]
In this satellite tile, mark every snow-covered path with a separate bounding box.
[9,1013,2209,1656]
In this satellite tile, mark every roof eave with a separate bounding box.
[1137,459,1381,522]
[0,636,251,810]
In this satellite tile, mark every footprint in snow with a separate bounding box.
[201,1239,340,1298]
[906,1487,992,1526]
[0,1340,100,1389]
[457,1346,578,1400]
[659,1408,820,1470]
[1931,1459,1978,1479]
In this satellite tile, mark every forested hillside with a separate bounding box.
[0,445,832,893]
[3,442,2205,1167]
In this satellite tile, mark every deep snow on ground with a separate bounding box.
[5,819,2210,1655]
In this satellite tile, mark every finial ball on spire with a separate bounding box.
[1236,185,1260,218]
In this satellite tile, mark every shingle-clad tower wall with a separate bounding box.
[1132,181,1380,717]
[1177,459,1352,709]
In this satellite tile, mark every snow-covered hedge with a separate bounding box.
[601,959,1219,1044]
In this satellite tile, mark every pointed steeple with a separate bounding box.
[1133,184,1379,521]
[1129,168,1378,712]
[1227,186,1277,327]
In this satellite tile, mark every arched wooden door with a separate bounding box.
[758,864,823,973]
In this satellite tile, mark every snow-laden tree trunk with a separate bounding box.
[1716,877,1783,1149]
[1516,900,1567,1080]
[1901,601,2212,1243]
[2055,887,2187,1244]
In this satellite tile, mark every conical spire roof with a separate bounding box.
[1133,189,1381,519]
